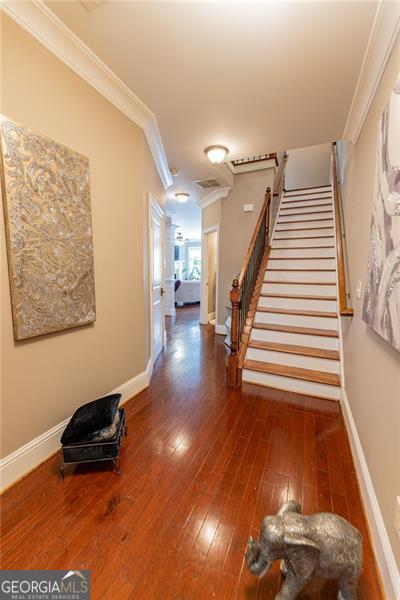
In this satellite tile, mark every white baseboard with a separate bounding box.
[215,324,227,335]
[208,311,216,321]
[341,389,400,599]
[0,358,153,493]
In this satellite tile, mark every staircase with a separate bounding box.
[242,184,342,400]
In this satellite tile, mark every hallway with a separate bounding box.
[0,306,382,599]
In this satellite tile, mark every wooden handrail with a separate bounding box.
[331,143,353,317]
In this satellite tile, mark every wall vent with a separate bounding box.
[193,178,221,190]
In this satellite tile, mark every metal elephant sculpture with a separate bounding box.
[245,500,362,600]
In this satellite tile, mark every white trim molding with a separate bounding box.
[0,0,173,189]
[215,324,227,336]
[343,1,400,143]
[197,186,231,210]
[341,389,400,599]
[0,359,153,493]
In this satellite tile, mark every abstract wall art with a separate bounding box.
[0,115,96,340]
[362,73,400,351]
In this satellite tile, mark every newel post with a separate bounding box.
[227,276,240,387]
[265,186,271,245]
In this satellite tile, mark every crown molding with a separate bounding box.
[0,0,173,189]
[197,186,231,210]
[343,0,400,143]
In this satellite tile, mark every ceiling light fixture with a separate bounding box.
[204,145,229,165]
[170,168,180,177]
[174,192,190,203]
[175,232,185,246]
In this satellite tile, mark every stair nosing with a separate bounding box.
[260,292,337,300]
[280,205,333,213]
[277,217,333,224]
[274,236,335,240]
[253,322,339,338]
[272,246,335,250]
[247,340,340,360]
[264,280,336,285]
[276,226,334,233]
[256,307,338,318]
[266,268,336,272]
[268,256,334,260]
[243,359,341,387]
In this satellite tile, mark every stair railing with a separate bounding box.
[227,187,272,387]
[270,151,288,234]
[331,143,354,317]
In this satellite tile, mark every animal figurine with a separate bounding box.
[245,500,362,599]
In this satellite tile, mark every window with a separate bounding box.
[187,246,201,280]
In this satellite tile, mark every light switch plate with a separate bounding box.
[243,204,254,213]
[356,280,362,299]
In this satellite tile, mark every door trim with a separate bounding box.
[200,224,220,329]
[148,194,165,369]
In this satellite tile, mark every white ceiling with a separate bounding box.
[45,0,377,212]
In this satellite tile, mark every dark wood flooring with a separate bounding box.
[0,305,382,599]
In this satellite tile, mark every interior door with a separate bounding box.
[150,198,164,361]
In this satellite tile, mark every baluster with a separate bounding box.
[227,276,240,387]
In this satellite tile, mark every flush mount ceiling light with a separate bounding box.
[204,145,229,165]
[174,192,190,203]
[170,168,180,177]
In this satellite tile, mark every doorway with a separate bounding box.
[200,225,219,328]
[149,195,165,363]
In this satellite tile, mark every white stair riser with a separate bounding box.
[270,248,335,258]
[272,237,334,248]
[251,328,339,350]
[262,283,337,296]
[276,220,334,231]
[284,192,332,201]
[274,229,334,239]
[259,296,337,312]
[265,270,336,283]
[268,258,335,270]
[246,347,340,374]
[280,201,332,213]
[255,311,338,330]
[278,212,333,223]
[242,370,340,400]
[284,186,331,196]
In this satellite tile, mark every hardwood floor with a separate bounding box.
[0,305,382,599]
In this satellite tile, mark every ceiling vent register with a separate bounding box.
[194,178,221,190]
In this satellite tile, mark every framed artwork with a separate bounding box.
[362,73,400,351]
[0,115,96,340]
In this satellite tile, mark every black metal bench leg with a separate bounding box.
[113,458,121,475]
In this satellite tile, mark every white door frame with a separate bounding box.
[200,224,220,329]
[148,194,165,367]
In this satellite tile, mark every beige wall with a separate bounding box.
[0,16,164,458]
[285,143,331,190]
[207,232,217,316]
[217,169,274,326]
[338,35,400,569]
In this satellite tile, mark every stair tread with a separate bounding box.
[253,322,339,338]
[282,197,333,204]
[277,218,333,225]
[243,359,341,386]
[275,236,335,240]
[248,340,340,360]
[269,256,334,260]
[260,292,337,300]
[265,280,335,285]
[280,206,332,214]
[272,246,335,250]
[285,185,331,192]
[256,307,337,318]
[277,226,334,232]
[266,268,336,272]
